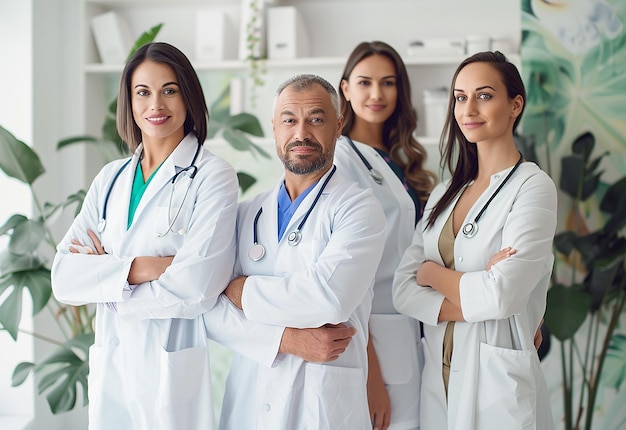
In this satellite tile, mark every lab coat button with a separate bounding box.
[110,338,119,346]
[263,403,271,411]
[494,174,501,180]
[458,256,463,262]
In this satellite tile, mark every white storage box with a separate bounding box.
[423,88,449,138]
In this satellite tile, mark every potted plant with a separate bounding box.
[517,131,626,429]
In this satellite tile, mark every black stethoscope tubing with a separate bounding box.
[461,152,523,238]
[97,140,202,234]
[248,165,337,261]
[344,136,384,185]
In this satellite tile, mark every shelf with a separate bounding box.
[84,53,520,75]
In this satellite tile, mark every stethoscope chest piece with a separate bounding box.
[462,221,478,238]
[370,169,384,185]
[248,243,266,261]
[287,230,302,246]
[97,218,106,234]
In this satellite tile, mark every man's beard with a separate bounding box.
[279,139,331,175]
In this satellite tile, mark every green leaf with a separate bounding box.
[12,361,35,387]
[601,334,626,389]
[571,131,595,161]
[0,250,44,274]
[0,214,28,236]
[126,23,163,62]
[0,267,53,339]
[209,85,232,123]
[222,128,254,152]
[544,283,591,341]
[560,155,585,199]
[603,207,626,237]
[553,230,576,256]
[0,125,45,184]
[587,264,618,311]
[581,172,603,202]
[0,278,23,340]
[9,219,45,254]
[34,333,94,414]
[237,172,257,193]
[600,177,626,214]
[65,190,87,218]
[57,134,126,162]
[225,113,264,137]
[57,135,98,150]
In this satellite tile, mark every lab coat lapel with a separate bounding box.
[129,134,199,228]
[278,166,334,245]
[104,150,140,239]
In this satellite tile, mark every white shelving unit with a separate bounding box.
[81,0,520,136]
[76,0,520,192]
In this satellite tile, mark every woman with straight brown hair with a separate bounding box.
[51,42,239,429]
[393,51,556,430]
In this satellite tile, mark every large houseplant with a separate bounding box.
[518,131,626,429]
[0,23,267,415]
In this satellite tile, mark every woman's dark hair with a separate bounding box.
[339,41,436,204]
[117,42,209,152]
[426,50,526,228]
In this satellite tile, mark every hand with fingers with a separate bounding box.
[279,323,356,362]
[69,228,105,255]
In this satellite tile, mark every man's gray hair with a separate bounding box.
[273,74,340,117]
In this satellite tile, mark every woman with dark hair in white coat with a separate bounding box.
[393,51,557,430]
[51,42,238,430]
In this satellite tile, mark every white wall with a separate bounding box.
[0,1,35,428]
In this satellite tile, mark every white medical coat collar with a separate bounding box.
[270,164,337,244]
[129,133,202,225]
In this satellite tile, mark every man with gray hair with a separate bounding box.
[204,74,386,429]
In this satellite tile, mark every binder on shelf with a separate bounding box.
[267,6,308,59]
[90,11,133,64]
[196,10,236,62]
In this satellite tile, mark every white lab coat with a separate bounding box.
[51,134,239,430]
[393,162,557,430]
[334,136,422,429]
[208,166,386,430]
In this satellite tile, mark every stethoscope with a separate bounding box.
[248,165,337,261]
[345,136,384,185]
[97,141,202,237]
[461,152,523,238]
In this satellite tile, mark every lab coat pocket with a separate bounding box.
[302,363,369,430]
[476,342,537,430]
[369,314,419,385]
[154,345,214,430]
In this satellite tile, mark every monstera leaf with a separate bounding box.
[12,333,94,414]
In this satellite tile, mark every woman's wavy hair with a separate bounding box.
[339,41,437,204]
[117,42,209,152]
[426,50,526,228]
